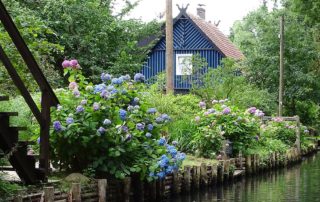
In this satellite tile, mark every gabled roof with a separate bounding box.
[140,11,244,60]
[187,14,244,60]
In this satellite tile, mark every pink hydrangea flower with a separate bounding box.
[70,59,78,67]
[62,60,71,68]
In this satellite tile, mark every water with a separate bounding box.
[172,152,320,202]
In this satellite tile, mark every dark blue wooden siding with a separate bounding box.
[141,16,224,89]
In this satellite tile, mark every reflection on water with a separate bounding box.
[172,152,320,202]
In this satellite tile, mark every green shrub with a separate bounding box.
[50,61,185,180]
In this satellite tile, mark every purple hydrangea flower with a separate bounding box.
[76,105,84,113]
[69,82,78,90]
[147,108,157,114]
[80,100,87,105]
[247,107,257,114]
[98,127,106,134]
[101,73,112,82]
[53,121,62,132]
[66,117,74,125]
[93,102,100,111]
[208,108,215,114]
[100,90,110,98]
[62,60,71,68]
[121,126,129,133]
[124,134,132,142]
[136,123,145,131]
[119,109,127,121]
[161,114,170,121]
[103,119,111,125]
[146,132,152,138]
[199,101,206,109]
[70,59,78,67]
[222,107,231,115]
[147,124,154,131]
[176,152,186,161]
[73,89,80,97]
[134,73,145,82]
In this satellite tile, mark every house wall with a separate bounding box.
[141,16,224,89]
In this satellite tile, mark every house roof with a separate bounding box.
[187,14,244,60]
[140,11,244,60]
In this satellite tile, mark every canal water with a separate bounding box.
[172,152,320,202]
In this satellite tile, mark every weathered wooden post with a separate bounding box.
[98,179,107,202]
[14,189,24,202]
[223,160,230,180]
[165,0,174,93]
[200,163,208,186]
[184,166,191,192]
[44,187,54,202]
[172,170,181,195]
[71,183,81,202]
[193,166,200,189]
[245,156,252,175]
[295,116,301,156]
[217,160,224,183]
[211,164,217,185]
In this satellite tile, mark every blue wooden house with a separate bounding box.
[140,6,243,90]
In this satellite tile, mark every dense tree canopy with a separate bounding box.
[230,2,320,121]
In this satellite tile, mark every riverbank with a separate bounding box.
[6,142,318,201]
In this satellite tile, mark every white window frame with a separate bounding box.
[176,54,193,75]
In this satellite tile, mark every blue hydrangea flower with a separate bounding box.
[147,124,154,131]
[149,172,155,177]
[100,90,110,98]
[134,105,140,110]
[76,105,84,113]
[66,117,74,125]
[110,89,118,95]
[161,114,170,121]
[145,132,152,138]
[158,137,166,146]
[53,121,62,132]
[134,73,145,82]
[37,137,41,144]
[98,127,106,134]
[121,89,127,94]
[166,166,174,174]
[133,97,140,105]
[121,126,129,133]
[101,73,112,82]
[103,119,112,125]
[111,78,123,85]
[57,104,62,111]
[107,85,115,91]
[73,89,80,97]
[155,117,164,124]
[156,171,166,179]
[136,123,145,131]
[94,83,106,94]
[176,153,186,161]
[127,105,134,111]
[172,141,178,146]
[119,109,127,121]
[147,108,157,114]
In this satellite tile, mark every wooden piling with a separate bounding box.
[44,187,54,202]
[245,156,252,175]
[183,166,191,192]
[193,166,200,189]
[217,160,224,183]
[71,183,81,202]
[123,178,131,202]
[200,163,208,186]
[172,171,180,195]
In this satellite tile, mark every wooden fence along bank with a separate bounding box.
[9,142,318,202]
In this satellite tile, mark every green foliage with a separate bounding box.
[0,0,64,95]
[0,176,21,199]
[189,57,276,115]
[50,62,185,180]
[18,0,160,81]
[191,100,262,157]
[230,5,320,116]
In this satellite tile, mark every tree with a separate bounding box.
[17,0,160,82]
[230,5,320,116]
[0,0,64,95]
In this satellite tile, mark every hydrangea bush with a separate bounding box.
[191,99,262,157]
[50,60,185,180]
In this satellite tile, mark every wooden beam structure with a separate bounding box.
[165,0,174,93]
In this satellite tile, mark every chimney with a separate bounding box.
[197,7,206,20]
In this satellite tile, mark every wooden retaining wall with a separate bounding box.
[10,144,318,202]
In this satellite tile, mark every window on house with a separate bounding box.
[176,54,193,75]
